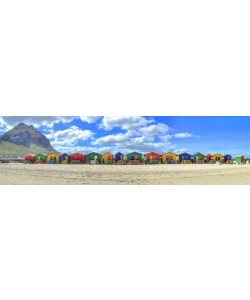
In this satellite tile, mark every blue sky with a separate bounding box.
[0,116,250,156]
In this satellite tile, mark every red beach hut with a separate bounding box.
[205,154,213,163]
[145,152,161,164]
[69,152,85,164]
[24,154,35,163]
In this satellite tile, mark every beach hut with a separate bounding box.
[34,153,46,164]
[193,152,205,164]
[212,154,224,162]
[205,154,213,163]
[85,152,102,164]
[224,154,232,164]
[145,152,161,164]
[24,154,35,164]
[102,152,113,164]
[161,152,178,164]
[69,152,85,164]
[60,153,70,164]
[46,153,60,164]
[179,153,192,164]
[115,152,124,165]
[236,155,244,164]
[126,152,143,164]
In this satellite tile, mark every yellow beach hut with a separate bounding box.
[102,152,113,164]
[161,152,178,164]
[212,154,224,162]
[46,153,60,164]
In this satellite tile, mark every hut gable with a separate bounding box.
[145,152,161,161]
[103,152,113,159]
[24,154,35,163]
[34,153,46,162]
[161,152,177,161]
[178,152,192,163]
[102,152,113,164]
[47,153,60,163]
[114,152,124,164]
[126,152,143,162]
[212,154,224,161]
[60,153,69,163]
[86,152,102,163]
[223,154,232,162]
[70,152,85,163]
[193,152,205,163]
[236,155,244,163]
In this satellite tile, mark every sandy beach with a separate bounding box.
[0,163,250,185]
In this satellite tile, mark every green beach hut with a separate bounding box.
[86,152,102,164]
[236,155,244,163]
[126,152,143,163]
[34,153,46,163]
[193,152,205,164]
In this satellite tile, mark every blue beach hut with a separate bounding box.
[179,152,192,163]
[224,154,232,163]
[115,152,124,164]
[60,153,70,164]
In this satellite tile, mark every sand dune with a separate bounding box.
[0,163,250,185]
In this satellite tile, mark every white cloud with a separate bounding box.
[174,132,198,138]
[0,117,5,128]
[139,123,170,137]
[80,116,101,123]
[92,132,130,146]
[173,148,188,153]
[46,126,94,147]
[100,116,155,131]
[2,116,76,128]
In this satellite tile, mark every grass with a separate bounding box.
[0,142,58,157]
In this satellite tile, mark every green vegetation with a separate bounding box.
[0,142,57,157]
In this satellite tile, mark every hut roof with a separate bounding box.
[179,152,191,156]
[47,152,59,156]
[87,152,101,156]
[161,152,177,155]
[193,152,205,156]
[103,152,113,156]
[115,152,124,155]
[126,151,142,156]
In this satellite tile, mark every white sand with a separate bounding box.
[0,163,250,185]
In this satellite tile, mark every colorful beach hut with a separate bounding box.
[236,155,244,163]
[205,154,213,163]
[115,152,124,165]
[34,153,46,164]
[24,154,35,164]
[161,152,178,164]
[47,153,60,164]
[145,152,161,164]
[102,152,113,164]
[179,153,192,164]
[193,152,205,164]
[69,152,85,164]
[85,152,102,164]
[60,153,70,164]
[224,154,232,163]
[212,154,224,162]
[126,152,143,164]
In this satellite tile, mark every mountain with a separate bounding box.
[0,123,57,157]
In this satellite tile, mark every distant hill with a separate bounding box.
[0,123,57,157]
